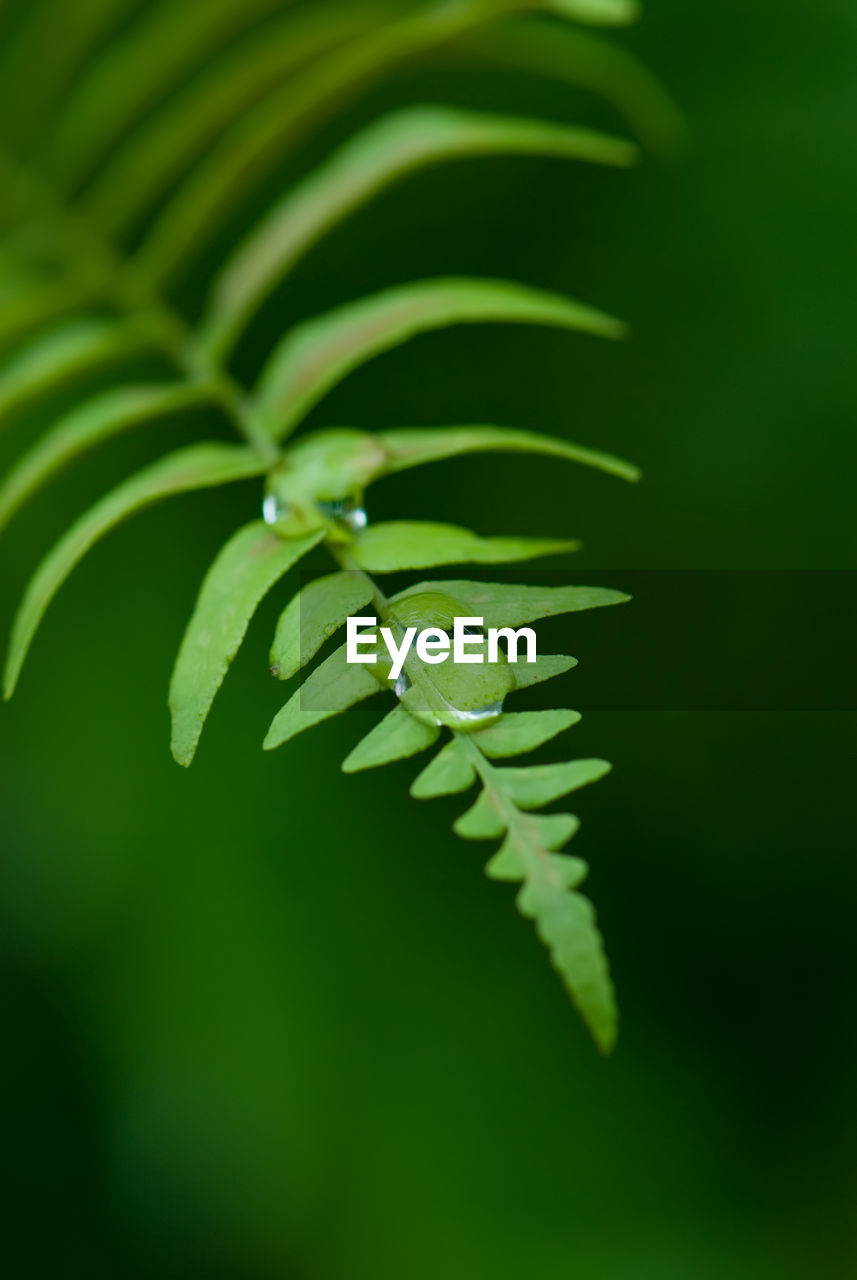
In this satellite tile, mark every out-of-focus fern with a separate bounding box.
[0,0,678,1051]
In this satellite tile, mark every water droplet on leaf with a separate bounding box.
[317,496,368,534]
[263,493,287,526]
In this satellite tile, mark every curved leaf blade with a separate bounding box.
[255,277,626,440]
[0,279,97,356]
[466,20,685,159]
[263,643,380,750]
[40,0,288,189]
[270,570,373,681]
[204,105,637,357]
[0,317,158,429]
[512,653,578,691]
[394,580,629,628]
[351,521,578,573]
[342,704,439,773]
[454,791,507,840]
[548,0,638,24]
[0,381,214,537]
[486,816,583,880]
[379,424,639,483]
[502,758,612,808]
[86,2,379,237]
[134,2,510,286]
[410,739,476,799]
[518,879,617,1052]
[169,522,323,767]
[3,443,267,699]
[473,709,581,758]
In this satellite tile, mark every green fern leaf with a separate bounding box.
[499,758,612,808]
[169,521,324,767]
[466,19,685,158]
[256,276,626,439]
[379,423,639,483]
[511,653,578,690]
[0,0,667,1047]
[0,279,96,354]
[3,443,267,699]
[518,875,616,1052]
[342,704,440,774]
[85,3,380,237]
[264,643,381,751]
[548,0,639,25]
[0,0,135,152]
[204,104,637,357]
[270,571,373,682]
[410,740,477,799]
[134,0,539,286]
[394,579,629,627]
[351,521,578,572]
[40,0,286,190]
[472,709,582,758]
[0,381,216,536]
[0,316,160,427]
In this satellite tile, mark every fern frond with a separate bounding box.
[0,0,676,1047]
[135,0,639,287]
[255,573,628,1047]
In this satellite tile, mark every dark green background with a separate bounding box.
[1,1,855,1276]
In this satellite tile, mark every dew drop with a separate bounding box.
[377,593,515,732]
[393,669,412,698]
[263,493,287,526]
[317,496,368,534]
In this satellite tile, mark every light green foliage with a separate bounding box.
[0,316,160,425]
[473,710,582,758]
[379,424,640,482]
[263,644,381,750]
[549,0,639,25]
[343,705,440,774]
[3,444,267,699]
[394,579,631,626]
[169,522,324,767]
[0,0,675,1049]
[0,381,216,535]
[204,105,637,357]
[466,20,686,159]
[351,521,579,572]
[256,277,626,439]
[411,740,477,799]
[270,572,374,682]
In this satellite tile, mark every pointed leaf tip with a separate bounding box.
[256,277,626,439]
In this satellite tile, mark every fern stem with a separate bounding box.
[458,731,565,882]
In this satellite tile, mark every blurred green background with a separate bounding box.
[1,1,856,1276]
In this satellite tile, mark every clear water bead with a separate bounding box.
[317,496,368,534]
[262,493,287,526]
